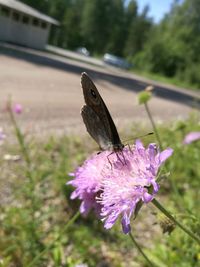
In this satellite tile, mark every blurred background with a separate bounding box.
[0,1,200,267]
[0,0,200,137]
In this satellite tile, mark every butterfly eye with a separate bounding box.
[90,89,97,99]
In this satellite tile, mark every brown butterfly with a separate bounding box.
[81,72,124,152]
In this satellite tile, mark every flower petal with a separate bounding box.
[160,148,173,163]
[183,131,200,144]
[135,139,144,150]
[143,192,153,203]
[121,213,131,234]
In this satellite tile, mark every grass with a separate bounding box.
[132,69,200,91]
[0,113,200,267]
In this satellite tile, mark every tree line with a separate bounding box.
[20,0,200,88]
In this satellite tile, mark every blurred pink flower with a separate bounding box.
[0,127,6,144]
[13,104,22,114]
[183,131,200,144]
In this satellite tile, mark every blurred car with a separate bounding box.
[103,53,132,70]
[76,47,90,57]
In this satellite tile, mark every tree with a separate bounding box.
[81,0,112,53]
[124,3,152,58]
[60,0,83,49]
[19,0,51,14]
[105,0,126,56]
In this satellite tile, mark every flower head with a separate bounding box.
[68,140,173,234]
[99,140,173,234]
[183,131,200,144]
[67,152,109,216]
[13,104,22,114]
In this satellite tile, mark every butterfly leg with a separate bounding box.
[118,151,127,165]
[107,152,123,167]
[107,150,127,167]
[124,143,133,154]
[107,152,114,169]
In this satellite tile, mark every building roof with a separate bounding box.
[0,0,59,25]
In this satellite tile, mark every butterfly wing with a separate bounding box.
[81,72,122,150]
[81,105,111,150]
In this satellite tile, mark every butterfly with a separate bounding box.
[81,72,124,152]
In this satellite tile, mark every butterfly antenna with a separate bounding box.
[123,132,154,143]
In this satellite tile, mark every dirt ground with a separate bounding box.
[0,46,199,139]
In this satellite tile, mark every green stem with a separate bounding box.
[129,232,155,267]
[7,103,38,237]
[27,211,80,267]
[8,106,32,174]
[144,103,182,202]
[144,103,163,150]
[8,105,36,196]
[7,102,45,256]
[152,199,200,245]
[8,107,31,168]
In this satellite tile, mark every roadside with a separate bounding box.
[46,45,104,68]
[133,69,200,94]
[1,42,200,99]
[0,42,199,140]
[47,44,200,99]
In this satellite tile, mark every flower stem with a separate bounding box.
[144,103,163,150]
[7,103,32,175]
[7,102,37,205]
[7,101,41,246]
[27,211,80,267]
[144,103,182,202]
[129,232,155,267]
[152,199,200,245]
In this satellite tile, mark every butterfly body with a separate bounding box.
[81,72,124,152]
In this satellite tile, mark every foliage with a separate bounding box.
[18,0,200,88]
[124,4,152,58]
[19,0,152,56]
[0,114,200,266]
[132,0,200,87]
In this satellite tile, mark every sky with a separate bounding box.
[136,0,174,23]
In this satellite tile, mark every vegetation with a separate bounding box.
[0,104,199,266]
[20,0,200,88]
[1,1,200,266]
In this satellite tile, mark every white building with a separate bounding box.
[0,0,59,49]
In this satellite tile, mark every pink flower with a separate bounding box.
[99,141,173,234]
[68,140,173,234]
[67,152,109,216]
[13,104,22,114]
[183,131,200,144]
[0,127,6,144]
